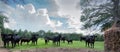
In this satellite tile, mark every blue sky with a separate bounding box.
[0,0,95,34]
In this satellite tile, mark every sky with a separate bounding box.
[0,0,100,35]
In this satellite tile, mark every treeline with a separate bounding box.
[94,33,104,41]
[1,28,104,41]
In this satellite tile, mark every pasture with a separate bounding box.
[9,38,104,51]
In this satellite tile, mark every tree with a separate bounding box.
[12,30,17,34]
[80,0,120,52]
[94,33,104,41]
[80,0,120,31]
[45,30,54,37]
[18,29,22,35]
[4,28,13,34]
[0,12,9,34]
[23,30,30,37]
[36,30,45,38]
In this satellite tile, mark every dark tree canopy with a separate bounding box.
[80,0,120,31]
[0,12,9,34]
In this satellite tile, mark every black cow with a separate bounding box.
[12,34,21,47]
[61,36,66,43]
[31,34,38,45]
[66,39,73,44]
[1,34,14,48]
[80,35,97,48]
[20,37,31,45]
[44,36,53,44]
[52,34,62,46]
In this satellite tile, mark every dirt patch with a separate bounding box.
[11,48,103,52]
[0,47,10,52]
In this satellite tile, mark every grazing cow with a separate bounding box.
[52,34,62,46]
[44,36,53,44]
[61,36,66,43]
[1,34,14,48]
[80,35,97,48]
[31,34,38,45]
[66,39,73,44]
[20,37,31,45]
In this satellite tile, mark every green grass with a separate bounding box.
[10,38,104,51]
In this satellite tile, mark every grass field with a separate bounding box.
[9,38,104,51]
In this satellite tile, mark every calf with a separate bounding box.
[66,39,73,44]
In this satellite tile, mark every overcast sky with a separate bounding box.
[0,0,100,35]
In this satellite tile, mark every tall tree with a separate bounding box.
[37,30,45,38]
[80,0,120,51]
[0,12,9,34]
[18,29,23,36]
[80,0,120,31]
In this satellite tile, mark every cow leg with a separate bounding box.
[14,42,16,47]
[18,42,19,46]
[4,41,6,48]
[58,42,59,46]
[85,42,87,47]
[58,41,60,46]
[57,41,58,46]
[88,42,90,47]
[21,41,22,45]
[27,42,29,45]
[36,41,37,45]
[33,41,35,45]
[56,42,58,46]
[90,43,92,48]
[92,43,94,48]
[68,41,69,44]
[7,42,9,47]
[11,42,14,48]
[45,40,47,44]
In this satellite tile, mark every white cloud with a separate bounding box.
[56,21,63,27]
[54,0,83,33]
[16,4,51,25]
[36,8,48,16]
[47,0,60,16]
[0,0,92,34]
[24,4,36,14]
[0,4,16,29]
[56,0,80,18]
[0,2,54,31]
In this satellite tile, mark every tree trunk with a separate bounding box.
[0,29,3,47]
[104,27,120,52]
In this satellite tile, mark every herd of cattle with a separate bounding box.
[0,34,97,48]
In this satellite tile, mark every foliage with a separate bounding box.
[94,33,104,41]
[80,0,120,31]
[0,13,9,34]
[65,33,83,40]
